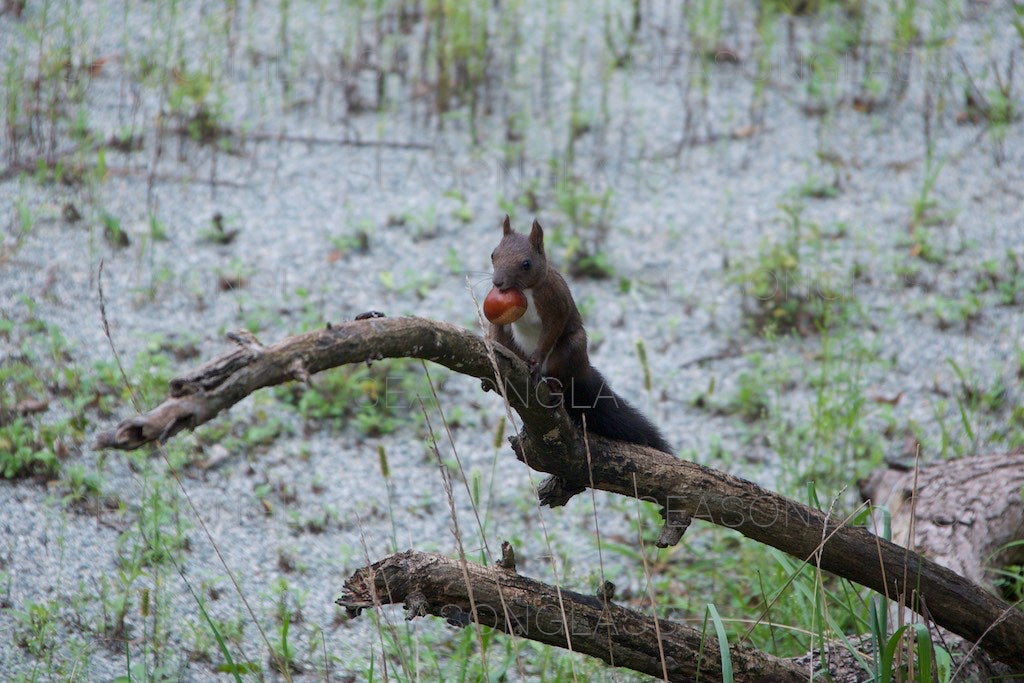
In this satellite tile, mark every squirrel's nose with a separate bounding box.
[492,278,505,290]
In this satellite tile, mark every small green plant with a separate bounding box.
[798,174,841,199]
[890,0,921,53]
[101,210,131,248]
[973,250,1024,305]
[636,340,652,392]
[685,0,726,55]
[906,226,950,265]
[16,196,34,238]
[959,53,1020,160]
[216,258,252,291]
[909,156,953,231]
[13,598,61,660]
[867,601,952,683]
[445,246,464,275]
[167,65,228,144]
[276,359,441,436]
[0,418,62,480]
[444,189,475,223]
[395,268,441,300]
[603,0,642,67]
[702,603,734,680]
[691,355,771,422]
[552,171,616,279]
[929,292,982,330]
[92,347,176,407]
[423,0,491,128]
[148,214,169,242]
[733,203,850,336]
[200,212,239,245]
[729,365,772,422]
[267,577,307,674]
[185,606,248,668]
[993,540,1024,602]
[945,359,1008,451]
[329,228,370,257]
[119,472,191,568]
[61,463,103,505]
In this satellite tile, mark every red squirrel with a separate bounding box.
[488,216,672,453]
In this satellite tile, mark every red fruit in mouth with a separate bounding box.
[483,287,528,325]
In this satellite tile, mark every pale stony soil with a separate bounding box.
[0,0,1022,679]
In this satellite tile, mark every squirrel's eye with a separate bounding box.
[521,259,531,271]
[491,251,496,261]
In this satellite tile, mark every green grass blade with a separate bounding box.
[912,623,933,683]
[705,604,734,683]
[198,598,245,683]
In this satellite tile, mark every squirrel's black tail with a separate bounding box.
[560,366,673,454]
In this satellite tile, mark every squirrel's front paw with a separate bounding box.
[527,358,543,383]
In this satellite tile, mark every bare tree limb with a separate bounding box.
[339,550,1015,681]
[338,549,809,683]
[94,316,1024,670]
[517,433,1024,671]
[93,316,575,457]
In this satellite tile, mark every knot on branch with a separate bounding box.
[404,590,429,620]
[498,541,517,571]
[288,358,311,385]
[169,344,262,397]
[226,329,264,348]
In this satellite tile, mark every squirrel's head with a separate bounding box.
[490,215,548,291]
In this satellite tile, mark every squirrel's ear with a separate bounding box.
[502,215,512,235]
[529,219,544,253]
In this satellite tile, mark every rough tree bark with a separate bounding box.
[338,456,1024,682]
[338,549,809,683]
[859,454,1024,679]
[861,453,1024,587]
[94,316,1024,673]
[338,545,1015,683]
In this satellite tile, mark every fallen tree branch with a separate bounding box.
[861,453,1024,587]
[518,434,1024,670]
[338,549,809,683]
[339,550,1012,682]
[94,316,1024,669]
[861,453,1024,677]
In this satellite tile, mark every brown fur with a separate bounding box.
[489,216,588,385]
[488,216,672,453]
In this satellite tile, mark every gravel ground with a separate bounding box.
[1,0,1022,679]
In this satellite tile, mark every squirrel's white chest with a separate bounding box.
[511,290,542,355]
